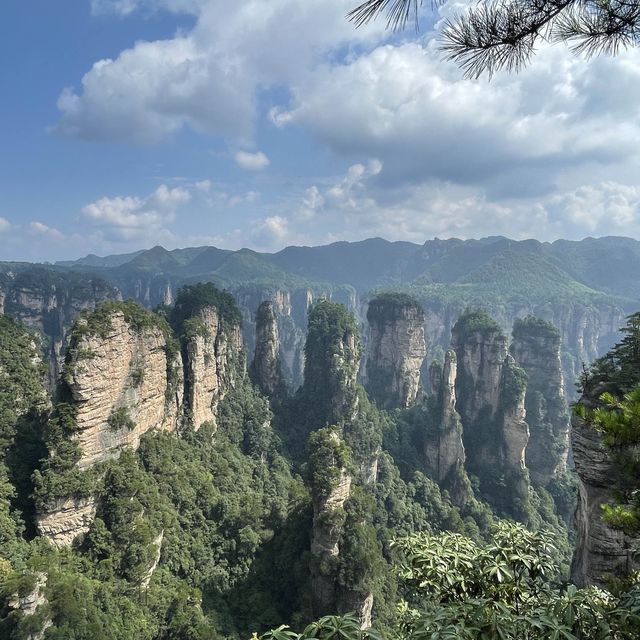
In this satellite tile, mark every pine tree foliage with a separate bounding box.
[348,0,640,77]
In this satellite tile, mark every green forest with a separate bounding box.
[0,284,639,639]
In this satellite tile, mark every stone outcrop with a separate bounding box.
[424,351,470,504]
[64,310,182,470]
[35,496,97,548]
[250,301,285,399]
[0,268,119,388]
[36,305,183,545]
[365,294,427,409]
[571,395,640,587]
[451,311,530,520]
[303,301,361,426]
[183,305,243,430]
[8,572,51,640]
[511,317,569,485]
[422,300,625,401]
[310,432,352,620]
[140,530,164,590]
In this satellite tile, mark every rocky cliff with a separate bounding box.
[250,300,285,400]
[303,301,361,427]
[511,317,569,486]
[182,305,244,430]
[0,269,120,388]
[62,306,181,470]
[364,293,427,409]
[451,311,531,521]
[424,351,470,504]
[423,299,625,398]
[571,393,640,587]
[36,303,183,546]
[303,303,376,628]
[36,288,247,546]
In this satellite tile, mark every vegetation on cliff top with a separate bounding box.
[366,293,423,324]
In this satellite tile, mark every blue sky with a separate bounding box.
[2,0,640,262]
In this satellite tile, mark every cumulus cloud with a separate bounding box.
[275,42,640,193]
[234,150,270,171]
[29,221,64,240]
[82,184,192,240]
[0,218,10,233]
[56,0,384,144]
[251,215,293,249]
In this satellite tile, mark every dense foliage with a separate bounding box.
[0,287,618,639]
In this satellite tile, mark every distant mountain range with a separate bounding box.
[44,235,640,305]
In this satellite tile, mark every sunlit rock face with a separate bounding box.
[365,294,427,409]
[183,305,244,430]
[64,311,182,471]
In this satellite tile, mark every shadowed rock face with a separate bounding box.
[511,317,569,486]
[451,312,530,521]
[365,295,427,409]
[571,400,639,587]
[424,351,470,505]
[250,301,285,399]
[0,270,119,389]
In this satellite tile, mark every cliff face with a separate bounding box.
[365,294,427,409]
[64,310,181,470]
[183,305,244,430]
[250,301,285,399]
[310,438,352,619]
[36,305,183,545]
[571,399,639,587]
[0,269,120,388]
[424,351,469,503]
[303,302,361,426]
[451,312,530,520]
[423,300,625,399]
[511,317,569,486]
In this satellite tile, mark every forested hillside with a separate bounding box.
[2,241,640,638]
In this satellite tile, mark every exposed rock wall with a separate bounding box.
[183,306,243,429]
[571,401,640,586]
[250,301,285,399]
[365,294,427,409]
[451,312,530,520]
[36,496,97,548]
[7,572,51,640]
[511,317,569,485]
[65,311,181,470]
[424,351,470,504]
[423,300,625,398]
[0,269,120,388]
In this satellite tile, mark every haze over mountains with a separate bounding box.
[3,235,638,393]
[51,235,640,302]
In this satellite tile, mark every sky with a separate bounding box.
[1,0,640,262]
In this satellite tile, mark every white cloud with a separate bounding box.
[251,215,293,249]
[29,221,64,240]
[275,41,640,192]
[233,150,270,171]
[0,218,10,233]
[56,0,384,144]
[81,184,192,240]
